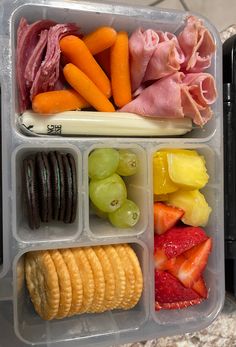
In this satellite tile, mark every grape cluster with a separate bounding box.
[88,148,140,228]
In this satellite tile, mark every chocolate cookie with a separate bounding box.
[23,156,40,229]
[62,154,73,223]
[48,151,61,220]
[35,152,52,223]
[55,151,66,222]
[67,153,77,223]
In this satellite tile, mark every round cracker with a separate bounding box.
[60,249,83,317]
[25,251,60,320]
[115,244,136,310]
[103,245,126,309]
[49,250,72,319]
[71,248,95,313]
[123,244,143,309]
[84,247,105,313]
[93,246,115,312]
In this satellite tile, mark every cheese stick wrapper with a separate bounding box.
[19,111,193,137]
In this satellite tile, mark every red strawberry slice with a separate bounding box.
[192,276,208,299]
[154,248,176,271]
[168,238,212,288]
[155,226,208,259]
[154,202,184,235]
[155,270,203,310]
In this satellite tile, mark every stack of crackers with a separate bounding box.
[25,244,143,320]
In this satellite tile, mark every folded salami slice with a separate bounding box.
[178,16,216,73]
[16,18,55,112]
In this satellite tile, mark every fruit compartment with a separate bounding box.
[84,143,149,239]
[9,1,221,140]
[12,143,82,244]
[149,143,224,325]
[13,239,149,345]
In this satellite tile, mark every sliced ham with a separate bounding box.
[16,18,55,112]
[143,40,183,81]
[183,73,217,105]
[129,28,159,92]
[178,16,216,72]
[121,72,185,118]
[30,23,78,100]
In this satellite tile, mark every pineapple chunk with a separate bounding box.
[159,148,199,156]
[168,190,212,227]
[167,152,209,190]
[154,194,169,202]
[153,152,178,195]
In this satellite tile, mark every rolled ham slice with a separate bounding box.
[129,28,159,92]
[143,31,185,82]
[178,16,216,72]
[121,72,185,118]
[120,71,216,126]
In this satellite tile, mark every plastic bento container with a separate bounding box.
[0,0,225,346]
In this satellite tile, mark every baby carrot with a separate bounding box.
[63,63,115,112]
[95,48,111,77]
[110,31,132,108]
[32,89,90,114]
[60,35,111,98]
[83,26,117,55]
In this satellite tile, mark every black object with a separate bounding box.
[0,86,2,265]
[223,35,236,298]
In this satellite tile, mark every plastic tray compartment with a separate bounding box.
[12,143,83,244]
[84,143,149,239]
[150,143,224,326]
[13,240,149,345]
[0,0,225,346]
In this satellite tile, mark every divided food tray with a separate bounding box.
[0,0,225,346]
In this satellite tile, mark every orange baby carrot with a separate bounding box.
[95,48,111,77]
[110,31,132,108]
[83,26,117,55]
[63,63,115,112]
[60,35,111,98]
[32,89,90,114]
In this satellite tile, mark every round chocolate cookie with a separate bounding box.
[55,151,66,221]
[67,153,78,223]
[48,151,61,220]
[62,154,73,224]
[35,152,52,223]
[23,156,40,229]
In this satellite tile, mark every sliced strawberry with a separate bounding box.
[155,226,208,259]
[155,270,202,310]
[192,276,208,299]
[155,298,203,310]
[154,202,184,235]
[168,238,212,288]
[154,248,176,270]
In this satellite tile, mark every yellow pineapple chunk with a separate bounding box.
[168,190,212,227]
[153,152,178,195]
[154,194,169,202]
[167,152,209,190]
[159,148,199,156]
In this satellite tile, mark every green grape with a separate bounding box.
[88,148,119,180]
[89,173,127,213]
[108,199,140,228]
[116,150,138,176]
[90,201,108,219]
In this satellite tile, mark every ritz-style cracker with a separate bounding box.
[25,251,60,320]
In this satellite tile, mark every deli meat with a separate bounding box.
[143,32,185,82]
[30,23,78,100]
[129,28,159,92]
[121,72,185,118]
[120,71,217,126]
[16,18,55,112]
[178,16,216,73]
